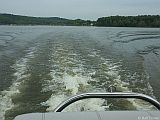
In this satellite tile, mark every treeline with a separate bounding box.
[1,14,160,27]
[96,15,160,27]
[0,14,93,26]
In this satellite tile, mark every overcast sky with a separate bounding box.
[0,0,160,20]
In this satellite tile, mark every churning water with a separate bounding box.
[0,26,160,120]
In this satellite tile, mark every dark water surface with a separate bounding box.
[0,26,160,120]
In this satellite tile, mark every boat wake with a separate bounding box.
[0,47,36,120]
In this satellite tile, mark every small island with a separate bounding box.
[0,13,160,27]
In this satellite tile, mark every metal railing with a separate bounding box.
[54,92,160,112]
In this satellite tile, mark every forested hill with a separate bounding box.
[0,14,93,26]
[1,14,160,27]
[96,15,160,27]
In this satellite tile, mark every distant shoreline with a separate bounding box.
[0,14,160,27]
[0,25,160,29]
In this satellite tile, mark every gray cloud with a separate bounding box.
[0,0,160,20]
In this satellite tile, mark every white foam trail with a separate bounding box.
[43,72,105,112]
[0,88,19,120]
[129,99,157,110]
[42,93,110,112]
[44,95,110,112]
[41,46,125,112]
[42,46,155,112]
[65,98,110,112]
[0,47,36,120]
[41,94,66,111]
[63,73,90,95]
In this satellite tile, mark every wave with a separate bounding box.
[138,45,160,55]
[114,30,160,44]
[114,35,160,43]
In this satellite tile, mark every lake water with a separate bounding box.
[0,26,160,120]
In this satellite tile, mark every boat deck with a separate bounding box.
[14,111,160,120]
